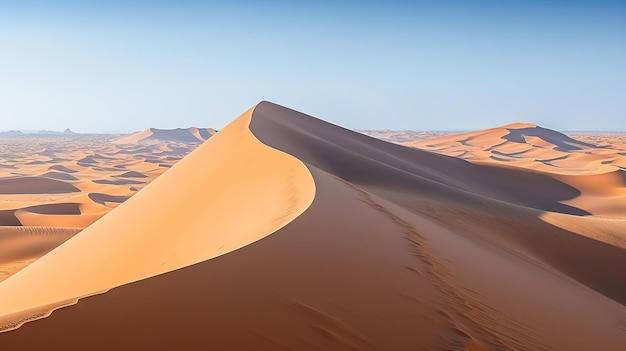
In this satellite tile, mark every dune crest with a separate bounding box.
[0,106,315,330]
[0,227,82,283]
[0,132,205,229]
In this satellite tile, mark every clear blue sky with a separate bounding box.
[1,1,624,132]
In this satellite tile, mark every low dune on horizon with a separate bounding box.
[0,102,625,350]
[404,124,626,175]
[112,126,217,144]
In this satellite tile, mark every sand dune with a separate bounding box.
[40,171,79,181]
[0,227,81,283]
[47,165,78,173]
[112,127,217,144]
[0,102,624,350]
[87,193,129,206]
[115,171,147,178]
[403,123,626,220]
[0,177,80,195]
[0,133,205,227]
[0,105,315,335]
[406,123,626,176]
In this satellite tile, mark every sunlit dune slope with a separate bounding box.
[403,123,626,218]
[0,102,624,350]
[0,105,314,330]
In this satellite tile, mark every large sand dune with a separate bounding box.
[0,102,624,350]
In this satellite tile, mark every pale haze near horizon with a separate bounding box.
[0,1,624,133]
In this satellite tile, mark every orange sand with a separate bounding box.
[0,130,209,228]
[0,106,314,328]
[0,103,624,350]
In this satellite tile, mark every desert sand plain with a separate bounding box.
[0,102,625,350]
[0,128,215,281]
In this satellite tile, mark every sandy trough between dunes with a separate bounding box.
[0,102,624,350]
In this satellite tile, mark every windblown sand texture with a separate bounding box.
[0,103,624,350]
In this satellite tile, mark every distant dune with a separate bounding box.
[113,127,217,144]
[0,132,206,228]
[0,227,82,283]
[0,102,625,350]
[0,177,80,195]
[406,122,626,176]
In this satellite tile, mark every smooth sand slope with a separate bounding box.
[0,102,625,350]
[0,227,81,283]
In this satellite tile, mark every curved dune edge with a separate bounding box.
[0,105,316,331]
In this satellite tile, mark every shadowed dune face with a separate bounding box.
[16,203,81,216]
[0,177,80,194]
[0,211,21,226]
[40,172,79,181]
[115,171,147,178]
[87,193,129,206]
[47,165,78,173]
[0,102,624,350]
[0,227,82,283]
[251,103,626,301]
[402,123,626,218]
[251,104,594,216]
[502,126,597,151]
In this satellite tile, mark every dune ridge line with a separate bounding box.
[0,105,316,331]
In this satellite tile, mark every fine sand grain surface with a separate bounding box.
[0,102,624,350]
